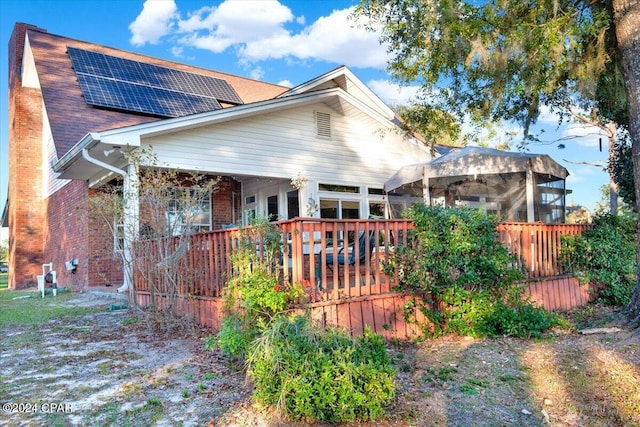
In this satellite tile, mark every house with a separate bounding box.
[3,23,433,290]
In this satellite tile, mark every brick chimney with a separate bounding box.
[7,23,48,289]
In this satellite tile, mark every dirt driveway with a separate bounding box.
[1,292,639,426]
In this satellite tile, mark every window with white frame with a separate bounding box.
[165,187,212,235]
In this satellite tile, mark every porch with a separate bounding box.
[132,219,592,338]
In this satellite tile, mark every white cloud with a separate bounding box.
[240,6,389,68]
[366,79,420,106]
[536,105,562,126]
[170,45,184,57]
[277,79,294,88]
[249,66,264,80]
[177,1,294,50]
[561,123,608,148]
[129,1,390,69]
[129,0,178,46]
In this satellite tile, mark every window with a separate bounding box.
[368,188,385,195]
[287,190,299,219]
[369,202,385,218]
[165,187,212,235]
[315,111,331,138]
[319,183,360,193]
[267,194,279,221]
[320,199,360,219]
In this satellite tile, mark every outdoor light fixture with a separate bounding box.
[65,257,79,274]
[103,145,122,157]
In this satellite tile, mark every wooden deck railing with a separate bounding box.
[133,219,591,303]
[496,222,590,280]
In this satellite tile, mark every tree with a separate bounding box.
[0,239,7,262]
[611,130,636,207]
[86,148,219,330]
[355,0,640,326]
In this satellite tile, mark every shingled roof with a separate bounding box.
[25,26,289,158]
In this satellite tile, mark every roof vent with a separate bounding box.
[315,111,331,138]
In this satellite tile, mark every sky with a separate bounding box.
[0,0,611,219]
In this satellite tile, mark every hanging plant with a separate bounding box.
[291,172,307,190]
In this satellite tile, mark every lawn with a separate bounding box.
[0,273,7,289]
[0,288,101,327]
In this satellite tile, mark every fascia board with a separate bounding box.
[279,66,395,120]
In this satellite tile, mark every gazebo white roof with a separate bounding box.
[385,146,570,223]
[385,146,569,193]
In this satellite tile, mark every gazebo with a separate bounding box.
[384,146,570,223]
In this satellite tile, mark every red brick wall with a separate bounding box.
[80,176,240,288]
[43,181,95,290]
[86,188,124,287]
[7,24,48,289]
[212,177,241,228]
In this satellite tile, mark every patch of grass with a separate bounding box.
[438,366,458,382]
[123,316,140,325]
[466,378,489,388]
[97,361,112,375]
[459,383,480,395]
[0,290,102,327]
[0,273,8,289]
[99,401,121,425]
[498,373,520,383]
[121,381,144,398]
[2,329,46,350]
[201,373,218,381]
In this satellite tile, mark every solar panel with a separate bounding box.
[67,47,243,117]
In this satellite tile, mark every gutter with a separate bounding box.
[80,148,131,294]
[52,132,102,173]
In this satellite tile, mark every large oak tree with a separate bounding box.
[356,0,640,325]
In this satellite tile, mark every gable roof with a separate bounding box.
[279,65,395,120]
[23,26,289,158]
[54,85,403,181]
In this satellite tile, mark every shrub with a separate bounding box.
[480,290,563,338]
[246,315,396,422]
[387,205,547,337]
[207,218,304,359]
[562,213,637,306]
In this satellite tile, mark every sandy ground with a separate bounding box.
[1,292,639,427]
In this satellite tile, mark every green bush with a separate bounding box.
[562,213,637,306]
[387,205,557,338]
[480,293,562,338]
[207,218,304,359]
[246,315,396,422]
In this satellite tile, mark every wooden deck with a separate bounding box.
[132,219,592,338]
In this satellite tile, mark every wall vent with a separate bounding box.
[315,111,331,138]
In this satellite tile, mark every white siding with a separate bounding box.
[43,102,71,198]
[145,102,431,189]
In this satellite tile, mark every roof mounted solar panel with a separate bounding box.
[67,46,243,117]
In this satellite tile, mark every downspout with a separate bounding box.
[81,149,132,293]
[82,148,127,179]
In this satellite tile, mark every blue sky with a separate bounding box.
[0,0,610,218]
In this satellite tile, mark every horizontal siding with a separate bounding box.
[145,103,430,187]
[44,106,70,197]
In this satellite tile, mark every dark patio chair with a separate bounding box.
[315,230,376,290]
